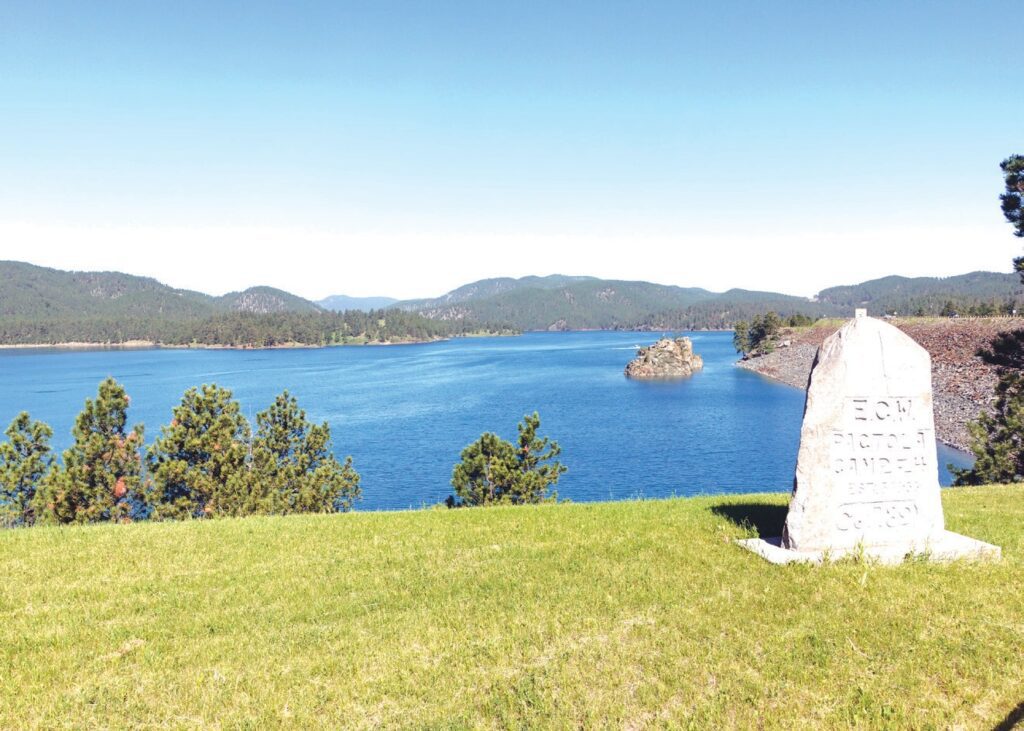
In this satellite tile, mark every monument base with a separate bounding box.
[737,531,1001,565]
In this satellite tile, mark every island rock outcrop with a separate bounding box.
[625,337,703,379]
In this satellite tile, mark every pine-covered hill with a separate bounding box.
[396,272,1024,331]
[318,295,400,312]
[399,274,607,308]
[631,290,841,331]
[398,277,719,330]
[216,286,323,314]
[816,272,1024,315]
[0,260,220,320]
[397,278,836,331]
[4,260,1022,343]
[0,261,499,346]
[0,261,324,320]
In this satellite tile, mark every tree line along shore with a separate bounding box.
[0,309,517,348]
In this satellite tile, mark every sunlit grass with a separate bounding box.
[1,486,1021,728]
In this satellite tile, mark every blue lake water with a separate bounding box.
[0,331,972,511]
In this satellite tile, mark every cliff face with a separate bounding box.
[625,337,704,379]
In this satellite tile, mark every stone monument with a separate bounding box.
[739,311,1000,564]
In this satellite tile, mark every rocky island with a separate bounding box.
[625,337,703,379]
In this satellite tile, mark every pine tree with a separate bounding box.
[1001,154,1024,246]
[0,413,54,526]
[512,412,567,503]
[35,378,143,524]
[449,412,565,507]
[953,155,1024,485]
[953,371,1024,485]
[145,384,252,519]
[732,320,750,355]
[249,391,361,514]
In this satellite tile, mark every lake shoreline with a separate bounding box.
[0,329,721,351]
[0,338,455,351]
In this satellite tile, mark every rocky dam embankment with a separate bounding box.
[737,318,1015,451]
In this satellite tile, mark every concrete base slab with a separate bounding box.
[736,531,1001,565]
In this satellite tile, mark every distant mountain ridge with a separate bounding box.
[0,261,490,346]
[1,260,1021,342]
[395,271,1024,331]
[318,295,400,312]
[816,272,1023,314]
[396,276,718,330]
[0,261,324,319]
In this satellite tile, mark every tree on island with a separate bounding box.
[248,391,361,514]
[0,413,54,526]
[145,385,252,519]
[447,412,566,507]
[35,378,144,524]
[955,154,1024,485]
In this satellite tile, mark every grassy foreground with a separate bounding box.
[1,487,1022,729]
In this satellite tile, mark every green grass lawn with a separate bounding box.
[2,486,1022,729]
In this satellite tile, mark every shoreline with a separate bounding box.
[0,338,454,351]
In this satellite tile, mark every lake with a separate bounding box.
[0,331,972,510]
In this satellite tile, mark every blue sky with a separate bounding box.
[0,1,1019,299]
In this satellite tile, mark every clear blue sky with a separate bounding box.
[0,1,1019,299]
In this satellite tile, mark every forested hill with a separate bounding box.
[397,272,1024,331]
[816,272,1024,316]
[0,261,501,346]
[0,261,324,319]
[318,295,399,311]
[397,277,720,330]
[4,260,1021,343]
[397,278,833,330]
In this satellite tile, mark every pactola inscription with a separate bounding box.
[829,397,933,515]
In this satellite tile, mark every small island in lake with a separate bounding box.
[624,337,703,379]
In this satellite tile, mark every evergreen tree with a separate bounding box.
[449,412,566,507]
[248,391,360,514]
[0,413,53,526]
[732,320,750,355]
[744,312,782,354]
[35,378,143,524]
[954,156,1024,485]
[1001,155,1024,249]
[145,385,252,519]
[953,372,1024,485]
